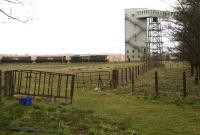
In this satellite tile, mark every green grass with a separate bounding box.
[127,62,200,100]
[0,89,200,135]
[0,62,200,135]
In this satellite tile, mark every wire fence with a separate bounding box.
[1,61,198,102]
[122,61,200,99]
[75,71,111,89]
[74,61,160,90]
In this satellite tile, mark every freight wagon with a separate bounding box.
[70,55,108,63]
[35,56,67,63]
[1,56,32,63]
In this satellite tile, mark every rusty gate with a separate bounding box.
[4,70,75,103]
[76,71,111,89]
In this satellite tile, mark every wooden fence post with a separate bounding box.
[121,69,124,85]
[145,62,148,72]
[195,67,199,85]
[142,63,144,74]
[0,70,2,101]
[131,69,134,92]
[135,66,137,78]
[132,67,135,79]
[70,74,75,104]
[112,70,119,89]
[155,71,159,96]
[4,71,9,96]
[183,72,187,98]
[125,68,128,83]
[129,67,131,80]
[199,67,200,79]
[141,63,144,74]
[3,71,14,97]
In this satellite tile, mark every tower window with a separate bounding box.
[132,50,134,53]
[132,14,134,17]
[153,17,158,22]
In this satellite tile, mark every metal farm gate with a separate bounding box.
[76,71,111,89]
[4,70,75,104]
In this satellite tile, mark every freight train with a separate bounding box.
[0,55,108,63]
[1,56,32,63]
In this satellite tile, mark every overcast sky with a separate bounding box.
[0,0,175,55]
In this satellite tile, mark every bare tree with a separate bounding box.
[0,0,34,23]
[171,0,200,84]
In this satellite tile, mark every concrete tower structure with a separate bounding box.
[125,8,175,62]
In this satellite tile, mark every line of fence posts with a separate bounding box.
[76,62,189,98]
[0,62,155,96]
[130,62,151,92]
[111,62,153,90]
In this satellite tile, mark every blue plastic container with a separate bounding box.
[20,96,33,105]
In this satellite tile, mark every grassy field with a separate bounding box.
[0,62,200,135]
[0,62,141,73]
[126,63,200,100]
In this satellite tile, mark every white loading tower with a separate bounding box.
[125,8,175,61]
